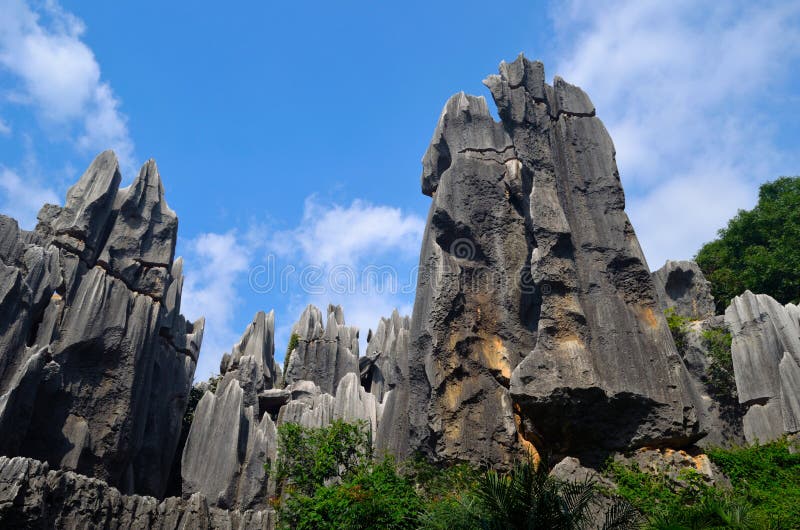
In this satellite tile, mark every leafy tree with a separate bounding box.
[696,176,800,313]
[271,419,372,496]
[279,460,423,530]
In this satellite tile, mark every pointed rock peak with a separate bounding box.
[498,54,546,96]
[422,90,513,197]
[230,310,276,371]
[47,150,121,261]
[126,159,176,218]
[552,76,595,117]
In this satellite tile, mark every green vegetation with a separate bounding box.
[608,439,800,529]
[271,419,373,496]
[271,421,639,529]
[665,307,691,355]
[696,176,800,313]
[283,333,299,384]
[701,327,736,401]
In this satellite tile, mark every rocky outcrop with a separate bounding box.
[679,318,745,448]
[0,151,203,499]
[0,456,274,529]
[182,311,279,510]
[653,260,716,320]
[725,291,800,443]
[283,304,359,394]
[403,55,701,466]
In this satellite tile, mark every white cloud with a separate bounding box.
[180,231,252,380]
[0,0,134,169]
[551,0,800,267]
[273,196,425,267]
[0,117,10,135]
[0,166,59,227]
[269,197,424,347]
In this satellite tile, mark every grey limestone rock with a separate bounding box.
[0,455,275,529]
[182,310,280,510]
[725,291,800,443]
[0,151,203,499]
[284,304,359,394]
[402,55,700,466]
[652,260,716,320]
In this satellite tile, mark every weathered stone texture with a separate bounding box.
[403,54,701,465]
[0,456,275,529]
[652,260,716,320]
[725,291,800,443]
[0,151,203,499]
[284,304,359,394]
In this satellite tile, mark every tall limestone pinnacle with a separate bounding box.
[405,54,702,465]
[0,150,203,499]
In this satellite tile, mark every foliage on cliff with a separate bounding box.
[696,176,800,313]
[608,439,800,529]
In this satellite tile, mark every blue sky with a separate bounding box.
[1,0,799,380]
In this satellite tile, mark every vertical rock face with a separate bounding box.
[406,55,700,465]
[284,304,359,394]
[182,311,279,510]
[652,260,716,320]
[0,151,203,499]
[725,291,800,443]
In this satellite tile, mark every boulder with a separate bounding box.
[652,260,716,320]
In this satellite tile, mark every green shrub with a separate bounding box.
[665,308,691,355]
[707,439,800,527]
[701,327,736,401]
[279,460,423,530]
[696,176,800,313]
[608,441,800,529]
[270,419,372,497]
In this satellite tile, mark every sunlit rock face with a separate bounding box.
[0,151,203,498]
[725,291,800,443]
[401,55,701,466]
[652,260,716,320]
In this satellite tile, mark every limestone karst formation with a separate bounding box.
[0,55,799,528]
[403,54,701,466]
[0,151,203,499]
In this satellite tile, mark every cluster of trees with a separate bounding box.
[696,176,800,313]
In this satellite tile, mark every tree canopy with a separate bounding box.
[696,176,800,313]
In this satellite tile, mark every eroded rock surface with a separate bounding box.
[0,456,274,529]
[283,304,359,394]
[182,311,279,510]
[403,55,701,465]
[652,260,716,320]
[725,291,800,443]
[0,151,203,499]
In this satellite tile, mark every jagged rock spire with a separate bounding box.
[283,304,359,394]
[0,150,203,499]
[403,54,701,466]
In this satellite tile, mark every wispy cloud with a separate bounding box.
[180,231,252,380]
[181,197,424,379]
[551,0,800,268]
[265,196,424,362]
[0,166,59,227]
[0,0,134,170]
